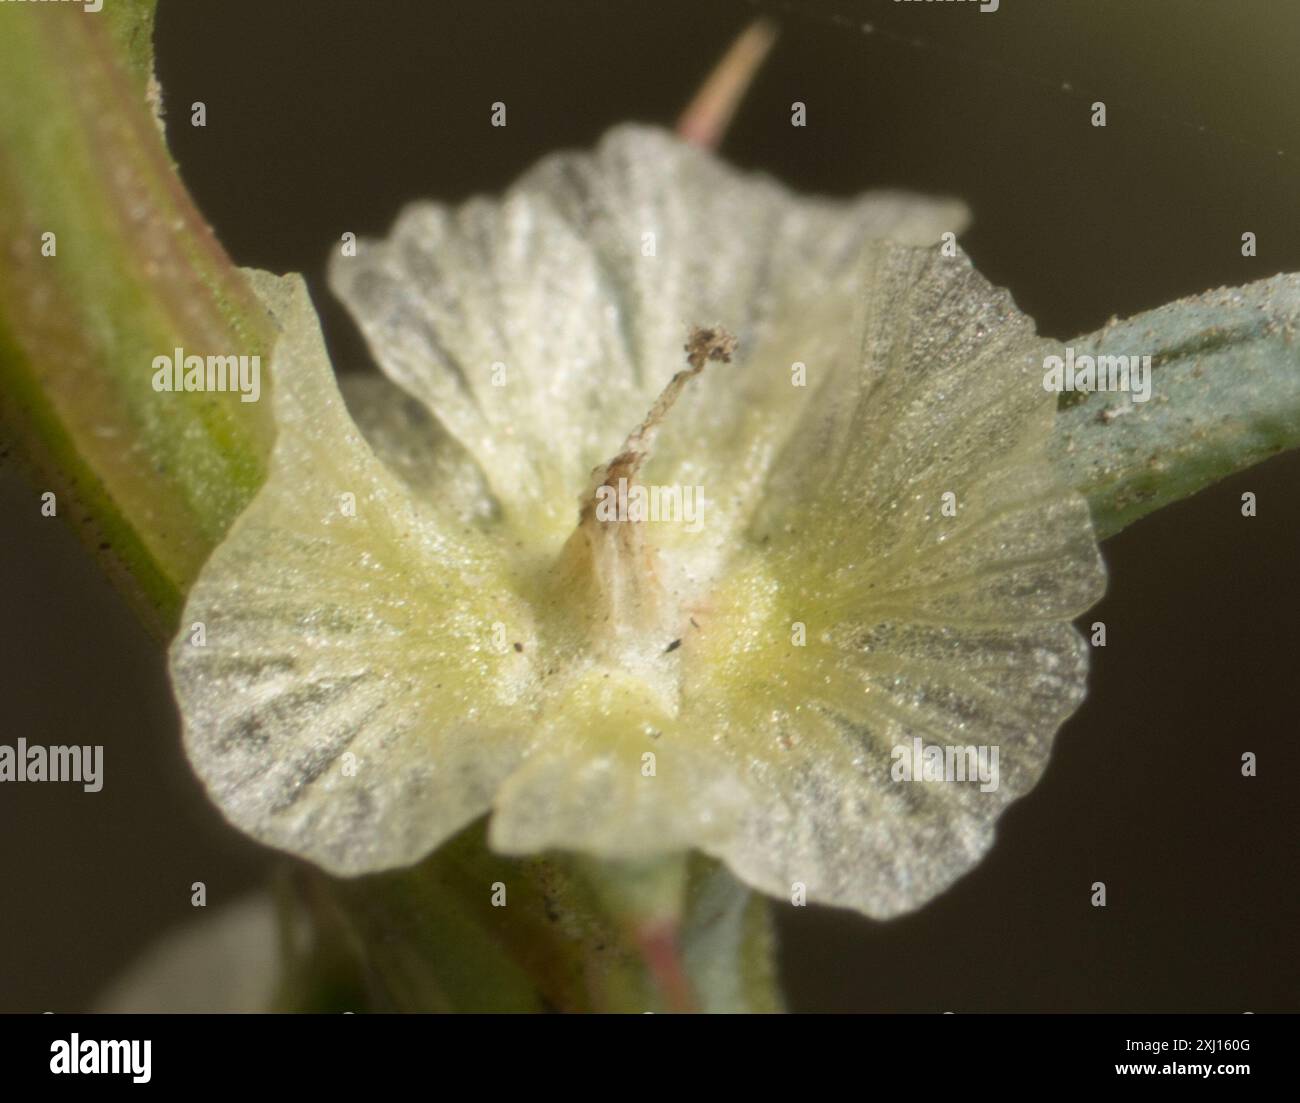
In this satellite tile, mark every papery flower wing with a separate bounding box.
[328,124,969,549]
[658,244,1108,917]
[169,274,535,876]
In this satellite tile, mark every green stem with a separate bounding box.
[0,3,274,636]
[1051,273,1300,538]
[279,824,781,1013]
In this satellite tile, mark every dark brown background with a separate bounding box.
[2,0,1296,1011]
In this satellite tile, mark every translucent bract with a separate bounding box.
[169,126,1104,917]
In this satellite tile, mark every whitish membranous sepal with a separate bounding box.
[169,126,1104,918]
